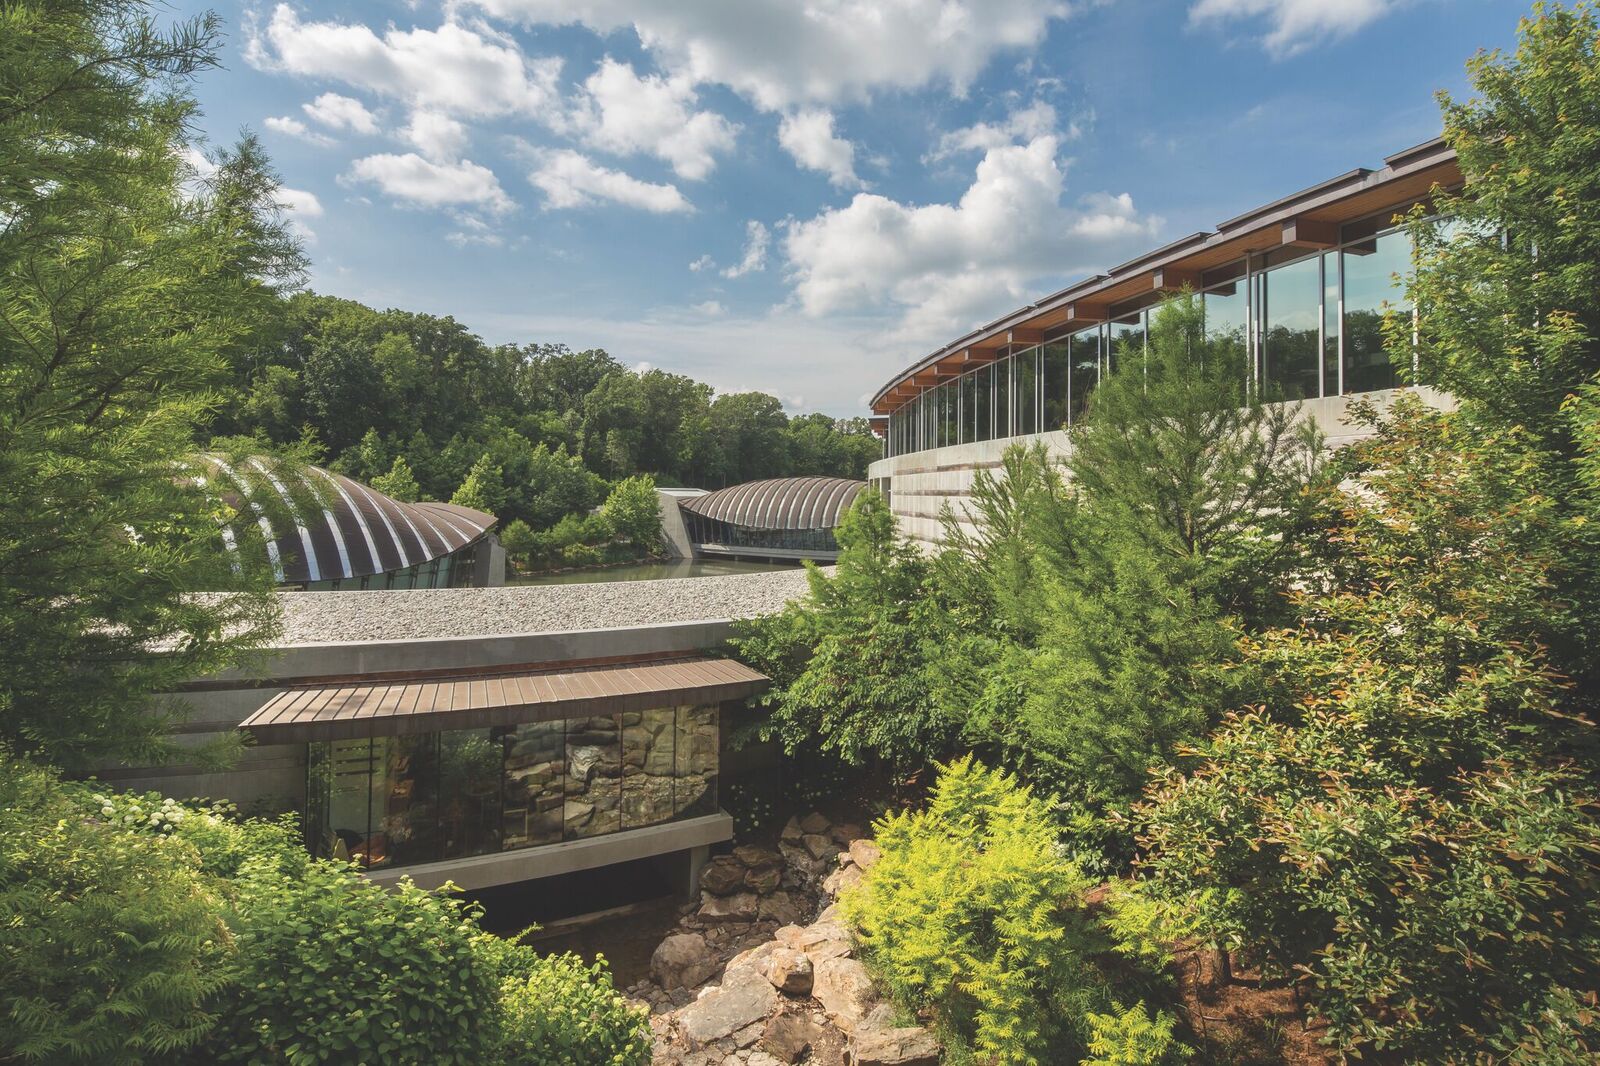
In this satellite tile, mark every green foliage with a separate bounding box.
[601,474,663,553]
[451,452,505,514]
[371,455,422,502]
[0,756,232,1064]
[843,756,1186,1066]
[0,0,293,768]
[1082,1004,1190,1066]
[1137,401,1600,1060]
[735,491,959,770]
[496,952,650,1066]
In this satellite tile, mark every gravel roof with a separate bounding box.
[271,567,816,645]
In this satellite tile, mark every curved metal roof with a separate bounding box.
[680,477,864,531]
[199,457,495,585]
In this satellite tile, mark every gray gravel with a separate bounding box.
[270,567,817,645]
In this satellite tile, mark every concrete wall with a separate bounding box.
[868,387,1452,547]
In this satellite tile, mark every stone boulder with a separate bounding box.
[758,890,806,926]
[848,839,882,870]
[762,1012,824,1064]
[698,891,759,923]
[813,957,879,1033]
[734,844,783,869]
[823,863,864,898]
[700,855,748,896]
[745,864,782,895]
[765,946,814,996]
[651,932,717,990]
[676,976,779,1045]
[849,1027,941,1066]
[802,832,837,861]
[829,822,864,845]
[799,811,831,835]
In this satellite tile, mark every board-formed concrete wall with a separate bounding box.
[868,387,1453,547]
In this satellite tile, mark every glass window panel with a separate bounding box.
[383,733,442,867]
[1109,313,1144,376]
[975,364,992,442]
[565,715,622,839]
[1014,350,1038,436]
[1042,341,1070,431]
[961,371,978,444]
[502,720,565,850]
[1342,229,1412,394]
[622,707,678,830]
[1069,327,1100,424]
[1203,283,1247,366]
[940,380,959,447]
[1323,251,1340,396]
[994,357,1012,438]
[311,738,382,865]
[673,704,719,820]
[436,729,502,859]
[1259,256,1321,399]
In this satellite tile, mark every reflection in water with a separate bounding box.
[508,559,797,586]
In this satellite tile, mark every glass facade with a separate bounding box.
[882,216,1421,459]
[307,703,721,869]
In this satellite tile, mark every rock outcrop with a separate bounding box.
[637,811,942,1066]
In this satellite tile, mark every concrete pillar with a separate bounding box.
[657,489,698,559]
[685,843,711,897]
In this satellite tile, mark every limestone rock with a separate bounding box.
[802,833,837,861]
[745,864,782,895]
[762,1012,824,1064]
[829,822,863,845]
[780,816,805,844]
[813,957,878,1032]
[800,811,831,835]
[701,855,748,896]
[766,947,814,996]
[848,839,882,870]
[698,891,759,923]
[652,932,717,990]
[676,977,779,1045]
[734,844,783,869]
[758,890,806,927]
[823,863,864,897]
[848,1027,941,1066]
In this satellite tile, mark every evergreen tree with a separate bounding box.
[371,456,421,502]
[450,452,504,514]
[0,0,296,768]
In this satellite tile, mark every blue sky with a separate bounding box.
[174,0,1519,414]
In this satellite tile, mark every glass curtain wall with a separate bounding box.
[308,703,721,869]
[882,216,1419,458]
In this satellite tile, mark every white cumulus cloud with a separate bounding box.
[403,111,469,162]
[248,4,561,120]
[345,153,513,212]
[467,0,1073,111]
[1188,0,1400,58]
[264,115,333,145]
[302,91,380,134]
[276,186,323,242]
[777,110,862,189]
[782,136,1161,343]
[928,99,1071,160]
[565,58,737,180]
[722,221,769,279]
[529,149,691,213]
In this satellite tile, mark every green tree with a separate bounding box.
[371,455,421,502]
[0,0,294,768]
[450,452,505,514]
[735,491,957,770]
[1020,294,1317,807]
[601,474,663,553]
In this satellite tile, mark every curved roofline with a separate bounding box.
[870,137,1460,413]
[680,477,865,531]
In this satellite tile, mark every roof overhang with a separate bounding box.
[869,137,1461,415]
[240,657,768,745]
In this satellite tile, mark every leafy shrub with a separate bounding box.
[497,952,649,1066]
[0,758,236,1064]
[842,756,1187,1066]
[1083,1004,1191,1066]
[600,474,662,553]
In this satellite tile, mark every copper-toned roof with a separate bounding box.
[680,477,864,531]
[240,656,768,743]
[199,457,495,585]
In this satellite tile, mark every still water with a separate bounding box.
[508,558,798,586]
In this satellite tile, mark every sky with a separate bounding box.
[172,0,1521,415]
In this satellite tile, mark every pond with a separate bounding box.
[507,558,799,586]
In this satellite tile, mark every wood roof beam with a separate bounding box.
[1281,217,1339,249]
[1152,267,1202,292]
[1065,301,1110,324]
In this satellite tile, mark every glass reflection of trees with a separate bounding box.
[308,703,721,869]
